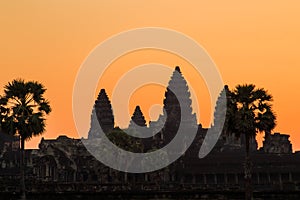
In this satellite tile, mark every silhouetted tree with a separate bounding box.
[230,84,276,200]
[0,79,51,199]
[107,127,143,153]
[106,127,144,182]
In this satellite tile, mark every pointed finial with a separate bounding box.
[97,88,108,101]
[175,66,181,73]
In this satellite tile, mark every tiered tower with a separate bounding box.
[129,106,147,128]
[127,105,147,137]
[161,66,197,144]
[88,89,114,139]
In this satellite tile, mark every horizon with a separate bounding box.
[21,68,296,153]
[1,1,300,150]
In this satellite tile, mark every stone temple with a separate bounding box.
[0,66,300,194]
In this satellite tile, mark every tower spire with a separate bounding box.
[129,105,147,127]
[88,89,114,139]
[162,66,197,142]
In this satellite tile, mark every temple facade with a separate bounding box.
[1,66,300,193]
[1,133,298,193]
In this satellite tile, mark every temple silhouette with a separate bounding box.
[0,66,300,195]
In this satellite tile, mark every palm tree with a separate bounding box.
[230,84,276,200]
[0,79,51,199]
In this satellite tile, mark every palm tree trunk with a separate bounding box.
[245,134,252,200]
[20,137,26,200]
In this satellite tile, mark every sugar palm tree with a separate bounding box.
[0,79,51,199]
[231,84,276,200]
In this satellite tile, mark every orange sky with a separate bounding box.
[0,1,300,151]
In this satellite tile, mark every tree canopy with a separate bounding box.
[0,79,51,141]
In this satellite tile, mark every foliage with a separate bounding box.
[106,127,144,153]
[230,84,276,139]
[0,79,51,199]
[0,79,51,141]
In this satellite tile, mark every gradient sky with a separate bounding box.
[0,1,300,150]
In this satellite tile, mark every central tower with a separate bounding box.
[160,66,197,144]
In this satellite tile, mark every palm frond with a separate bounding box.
[0,79,51,140]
